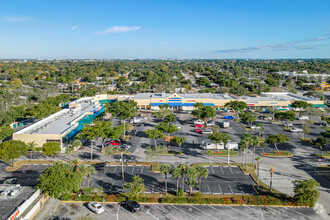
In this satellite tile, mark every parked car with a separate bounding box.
[194,124,204,128]
[259,115,272,120]
[220,121,230,128]
[130,116,146,124]
[196,129,203,133]
[269,121,280,124]
[201,139,211,145]
[297,116,309,120]
[282,123,293,127]
[123,200,141,212]
[202,129,213,134]
[206,121,215,126]
[109,139,121,146]
[87,202,104,214]
[92,163,106,170]
[290,127,303,132]
[3,178,17,184]
[120,144,131,151]
[194,119,205,125]
[171,121,182,129]
[316,121,328,126]
[200,142,224,150]
[129,129,138,136]
[225,142,238,150]
[250,125,261,130]
[224,115,235,120]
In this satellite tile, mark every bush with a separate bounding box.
[93,195,102,202]
[61,193,71,201]
[82,187,94,194]
[222,197,232,204]
[177,189,184,197]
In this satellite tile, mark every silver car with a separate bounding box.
[87,202,104,214]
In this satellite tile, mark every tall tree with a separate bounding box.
[224,100,247,116]
[196,165,209,193]
[302,123,310,139]
[170,136,185,152]
[65,145,75,161]
[185,166,198,196]
[145,129,165,147]
[86,166,96,187]
[177,163,189,192]
[145,145,168,163]
[239,112,256,127]
[250,135,264,166]
[0,140,27,166]
[293,179,320,207]
[239,133,251,170]
[160,164,172,195]
[103,146,120,163]
[124,175,146,200]
[266,134,289,154]
[42,142,61,158]
[314,137,328,156]
[171,167,182,195]
[269,167,276,192]
[208,132,230,153]
[255,157,261,189]
[27,141,37,160]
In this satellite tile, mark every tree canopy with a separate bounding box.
[0,140,27,166]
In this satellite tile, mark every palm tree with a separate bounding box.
[65,145,74,161]
[196,165,209,193]
[250,136,264,167]
[86,166,96,187]
[177,163,189,192]
[302,123,310,139]
[185,167,198,196]
[160,164,172,195]
[240,133,251,170]
[269,167,276,192]
[71,139,82,158]
[27,141,37,160]
[255,157,261,189]
[171,168,182,195]
[256,123,264,137]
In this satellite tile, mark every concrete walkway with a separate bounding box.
[34,198,60,220]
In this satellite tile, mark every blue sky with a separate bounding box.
[1,0,329,59]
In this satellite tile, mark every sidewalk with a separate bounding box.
[34,198,60,220]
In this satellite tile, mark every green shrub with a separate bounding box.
[61,193,71,201]
[80,194,92,201]
[93,195,102,202]
[177,189,184,197]
[82,187,93,194]
[172,197,188,203]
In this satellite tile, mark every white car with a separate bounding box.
[269,121,280,125]
[290,127,303,132]
[297,116,309,120]
[206,121,215,126]
[171,121,182,129]
[250,125,261,130]
[87,202,104,214]
[194,119,205,125]
[283,123,293,127]
[202,129,213,134]
[201,139,211,145]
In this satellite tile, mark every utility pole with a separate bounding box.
[121,152,125,189]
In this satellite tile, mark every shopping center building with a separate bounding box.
[12,92,325,148]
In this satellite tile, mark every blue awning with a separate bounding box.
[202,103,215,106]
[183,103,195,106]
[150,103,166,106]
[169,103,183,106]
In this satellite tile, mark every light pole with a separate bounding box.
[90,140,94,163]
[121,152,125,190]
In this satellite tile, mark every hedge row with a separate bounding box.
[62,193,309,207]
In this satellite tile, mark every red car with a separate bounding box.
[196,129,203,133]
[109,140,121,146]
[194,124,204,128]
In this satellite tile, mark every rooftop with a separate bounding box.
[261,92,317,101]
[0,185,35,219]
[134,93,238,100]
[16,97,100,135]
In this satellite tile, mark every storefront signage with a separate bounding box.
[9,209,19,220]
[186,100,196,102]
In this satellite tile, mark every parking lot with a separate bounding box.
[51,202,321,220]
[80,165,255,195]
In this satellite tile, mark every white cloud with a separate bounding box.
[71,25,78,30]
[97,26,141,35]
[0,16,33,22]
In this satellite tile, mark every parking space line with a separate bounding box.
[104,166,109,174]
[227,206,259,220]
[219,166,224,174]
[229,167,234,174]
[218,185,223,194]
[170,205,199,220]
[237,185,244,194]
[263,207,296,220]
[141,166,144,174]
[189,205,219,220]
[211,166,215,174]
[132,166,135,174]
[207,205,239,220]
[283,207,316,219]
[113,166,118,173]
[207,184,211,194]
[115,204,139,220]
[152,184,154,193]
[228,185,234,194]
[141,208,160,220]
[152,205,179,220]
